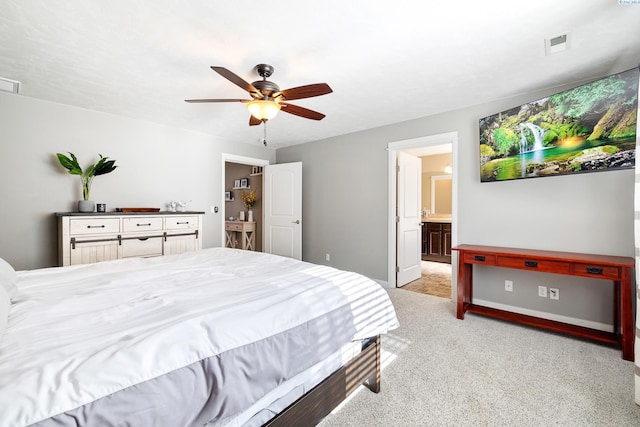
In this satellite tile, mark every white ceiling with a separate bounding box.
[1,1,639,149]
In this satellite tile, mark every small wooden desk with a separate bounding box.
[225,221,255,251]
[453,244,635,361]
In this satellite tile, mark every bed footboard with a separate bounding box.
[264,335,381,426]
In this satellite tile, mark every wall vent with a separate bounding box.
[0,77,20,94]
[545,33,571,56]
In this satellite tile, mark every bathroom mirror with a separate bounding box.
[431,175,452,215]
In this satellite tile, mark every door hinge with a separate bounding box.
[396,165,400,173]
[396,266,400,273]
[395,216,400,223]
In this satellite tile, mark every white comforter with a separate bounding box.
[0,248,398,426]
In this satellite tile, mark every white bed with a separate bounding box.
[0,248,398,426]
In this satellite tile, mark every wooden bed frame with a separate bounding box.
[265,335,381,426]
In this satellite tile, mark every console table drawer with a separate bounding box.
[463,253,496,265]
[496,256,571,274]
[571,264,620,280]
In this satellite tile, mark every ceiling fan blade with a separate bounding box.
[275,83,333,101]
[249,115,262,126]
[280,102,326,120]
[211,66,262,98]
[184,98,250,103]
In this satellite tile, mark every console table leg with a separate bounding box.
[619,268,634,361]
[457,261,471,319]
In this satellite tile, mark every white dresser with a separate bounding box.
[57,212,204,266]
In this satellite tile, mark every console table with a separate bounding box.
[225,221,255,251]
[453,244,635,361]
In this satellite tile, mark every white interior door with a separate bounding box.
[263,162,302,260]
[397,152,422,286]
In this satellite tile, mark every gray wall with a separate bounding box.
[0,92,275,270]
[277,78,634,329]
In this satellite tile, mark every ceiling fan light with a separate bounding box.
[247,100,281,121]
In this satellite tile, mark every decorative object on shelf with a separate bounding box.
[234,179,241,188]
[225,191,233,201]
[177,200,191,212]
[116,208,161,213]
[239,211,245,221]
[96,203,106,213]
[241,189,257,223]
[168,201,177,212]
[240,178,248,188]
[56,152,118,213]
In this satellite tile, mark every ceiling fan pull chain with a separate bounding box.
[263,121,268,147]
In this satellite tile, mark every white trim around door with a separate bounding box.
[221,154,270,248]
[386,132,459,296]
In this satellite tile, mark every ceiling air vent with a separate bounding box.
[0,77,20,94]
[545,33,571,56]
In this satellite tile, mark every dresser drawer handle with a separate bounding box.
[176,221,189,225]
[137,223,152,227]
[474,255,485,261]
[586,267,603,275]
[524,261,538,268]
[87,225,105,229]
[138,237,149,241]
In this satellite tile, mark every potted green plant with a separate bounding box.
[56,152,118,212]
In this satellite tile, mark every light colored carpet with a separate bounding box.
[401,261,452,299]
[318,288,639,426]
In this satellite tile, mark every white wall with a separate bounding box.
[0,92,275,270]
[277,77,634,328]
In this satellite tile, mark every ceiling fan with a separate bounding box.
[185,64,333,126]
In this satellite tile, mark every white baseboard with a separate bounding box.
[473,299,614,333]
[375,279,391,289]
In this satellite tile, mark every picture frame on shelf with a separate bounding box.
[234,179,240,188]
[251,166,258,174]
[225,191,232,201]
[240,178,248,188]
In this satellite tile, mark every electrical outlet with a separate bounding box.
[538,285,547,298]
[549,288,559,300]
[326,253,330,261]
[504,280,513,292]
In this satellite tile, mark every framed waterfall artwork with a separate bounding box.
[479,67,638,182]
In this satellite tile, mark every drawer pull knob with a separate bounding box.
[137,223,151,227]
[474,255,485,261]
[586,267,603,275]
[524,261,538,268]
[87,225,105,229]
[138,237,149,241]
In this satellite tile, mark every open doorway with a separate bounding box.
[220,154,270,251]
[387,132,458,301]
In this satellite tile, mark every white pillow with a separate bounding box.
[0,285,9,343]
[0,257,18,301]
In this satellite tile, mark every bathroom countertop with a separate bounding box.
[422,216,452,223]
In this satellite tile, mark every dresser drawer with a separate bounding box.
[121,236,163,258]
[571,264,620,280]
[122,217,163,232]
[165,216,198,230]
[69,218,120,235]
[497,256,571,274]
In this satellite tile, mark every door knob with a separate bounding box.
[292,220,300,224]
